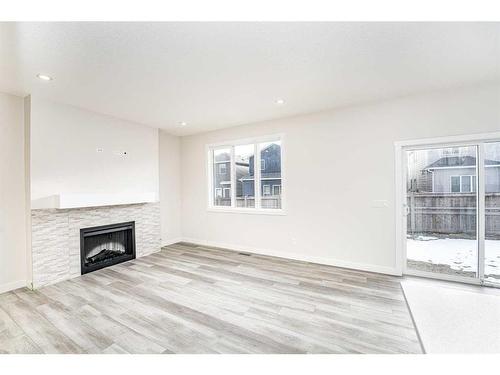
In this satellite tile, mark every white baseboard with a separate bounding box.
[180,237,400,276]
[161,237,184,247]
[0,280,27,294]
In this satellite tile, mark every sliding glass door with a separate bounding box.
[404,140,500,287]
[406,145,478,280]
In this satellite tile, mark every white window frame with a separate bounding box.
[206,134,285,215]
[261,159,266,171]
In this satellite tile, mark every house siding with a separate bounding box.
[431,167,500,193]
[432,167,476,192]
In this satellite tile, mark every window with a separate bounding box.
[451,176,460,192]
[461,175,476,193]
[461,176,472,193]
[209,136,283,211]
[451,175,477,193]
[218,163,227,174]
[263,185,271,196]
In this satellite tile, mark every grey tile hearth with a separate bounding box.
[0,243,422,354]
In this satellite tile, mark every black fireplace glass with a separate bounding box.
[80,221,136,274]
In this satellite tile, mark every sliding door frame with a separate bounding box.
[395,131,500,286]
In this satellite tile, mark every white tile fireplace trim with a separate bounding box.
[31,192,158,209]
[30,202,160,288]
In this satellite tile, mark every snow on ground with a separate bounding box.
[407,237,500,280]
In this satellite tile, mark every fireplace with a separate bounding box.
[80,221,136,274]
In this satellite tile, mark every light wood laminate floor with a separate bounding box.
[0,243,422,354]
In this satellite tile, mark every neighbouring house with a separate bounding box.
[213,150,248,204]
[423,155,500,193]
[240,143,282,198]
[213,151,231,202]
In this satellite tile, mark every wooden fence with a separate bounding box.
[407,192,500,238]
[214,196,281,209]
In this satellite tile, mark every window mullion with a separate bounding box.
[255,143,261,209]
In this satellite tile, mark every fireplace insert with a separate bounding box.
[80,221,136,274]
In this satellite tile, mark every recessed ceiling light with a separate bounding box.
[36,74,53,81]
[276,99,285,105]
[179,121,187,126]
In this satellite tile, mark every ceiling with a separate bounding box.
[1,22,499,136]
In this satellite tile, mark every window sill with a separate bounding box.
[207,207,287,216]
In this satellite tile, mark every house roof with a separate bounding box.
[425,156,500,169]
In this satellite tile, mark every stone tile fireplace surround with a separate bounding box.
[31,202,160,288]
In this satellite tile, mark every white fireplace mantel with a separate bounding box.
[31,192,158,209]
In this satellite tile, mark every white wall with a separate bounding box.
[180,83,500,274]
[159,130,182,245]
[2,83,498,294]
[30,97,159,202]
[0,92,27,292]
